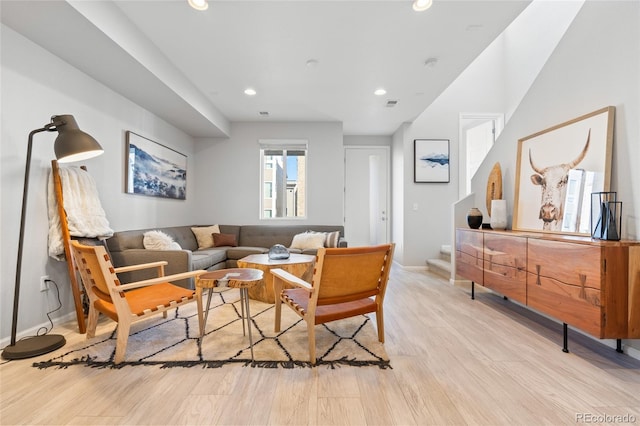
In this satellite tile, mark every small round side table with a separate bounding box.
[196,268,263,361]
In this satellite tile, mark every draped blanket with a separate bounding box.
[47,166,114,260]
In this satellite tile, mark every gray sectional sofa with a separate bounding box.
[106,224,346,288]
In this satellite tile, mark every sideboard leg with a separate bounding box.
[471,281,475,300]
[616,339,623,353]
[562,323,569,353]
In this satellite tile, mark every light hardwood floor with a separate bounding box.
[2,267,639,425]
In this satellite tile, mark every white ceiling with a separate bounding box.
[1,0,530,138]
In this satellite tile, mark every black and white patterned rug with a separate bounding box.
[33,289,390,369]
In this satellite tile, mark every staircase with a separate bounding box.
[426,245,452,279]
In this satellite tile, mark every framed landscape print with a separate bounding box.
[125,131,187,200]
[414,139,450,183]
[513,106,615,234]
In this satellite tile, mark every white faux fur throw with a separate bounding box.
[47,166,114,260]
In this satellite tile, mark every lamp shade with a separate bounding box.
[52,115,104,163]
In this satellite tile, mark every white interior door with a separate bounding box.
[344,146,390,246]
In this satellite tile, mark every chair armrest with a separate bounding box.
[271,268,312,292]
[114,261,168,274]
[110,249,193,288]
[117,270,208,291]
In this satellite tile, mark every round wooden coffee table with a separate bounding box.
[237,253,315,303]
[197,268,263,361]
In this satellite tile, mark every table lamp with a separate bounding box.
[2,115,104,360]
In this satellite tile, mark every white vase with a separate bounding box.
[490,199,508,230]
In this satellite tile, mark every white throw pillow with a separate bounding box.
[191,225,220,249]
[143,230,181,251]
[290,232,327,250]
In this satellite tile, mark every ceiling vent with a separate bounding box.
[259,111,269,116]
[385,100,398,108]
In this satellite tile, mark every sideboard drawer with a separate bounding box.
[455,229,483,285]
[484,233,527,304]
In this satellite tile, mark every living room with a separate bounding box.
[1,0,639,423]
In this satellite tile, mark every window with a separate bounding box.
[259,139,307,219]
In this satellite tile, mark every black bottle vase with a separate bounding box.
[467,208,483,229]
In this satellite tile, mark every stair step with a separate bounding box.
[440,245,451,262]
[426,258,451,279]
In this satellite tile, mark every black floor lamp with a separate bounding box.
[2,115,104,360]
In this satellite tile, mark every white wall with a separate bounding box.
[192,121,344,226]
[1,25,198,342]
[395,0,583,266]
[344,135,391,147]
[471,1,639,240]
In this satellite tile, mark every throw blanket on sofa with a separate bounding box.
[47,166,114,260]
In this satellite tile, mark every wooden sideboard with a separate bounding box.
[455,228,640,352]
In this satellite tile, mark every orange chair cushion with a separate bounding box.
[94,283,195,321]
[282,288,377,325]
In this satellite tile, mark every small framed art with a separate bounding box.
[414,139,450,183]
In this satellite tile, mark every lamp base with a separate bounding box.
[1,334,66,360]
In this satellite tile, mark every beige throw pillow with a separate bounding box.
[309,230,341,248]
[191,225,220,249]
[290,232,326,250]
[143,230,181,250]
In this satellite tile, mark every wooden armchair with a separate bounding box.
[70,240,207,364]
[271,243,395,364]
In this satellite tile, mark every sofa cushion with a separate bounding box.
[191,225,220,249]
[191,248,228,270]
[301,248,321,255]
[225,246,269,260]
[213,233,238,247]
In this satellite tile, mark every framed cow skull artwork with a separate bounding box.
[513,106,615,235]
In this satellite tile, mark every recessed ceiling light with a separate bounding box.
[374,88,387,96]
[244,88,257,96]
[412,0,433,12]
[187,0,208,11]
[306,59,319,67]
[259,111,269,116]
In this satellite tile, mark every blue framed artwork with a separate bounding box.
[125,131,187,200]
[414,139,450,183]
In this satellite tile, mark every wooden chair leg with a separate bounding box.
[273,278,283,332]
[307,321,316,365]
[86,305,99,339]
[114,320,131,364]
[195,288,205,337]
[376,308,385,343]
